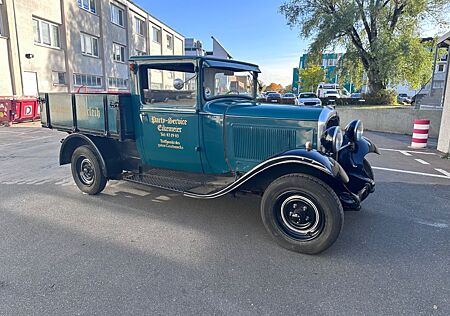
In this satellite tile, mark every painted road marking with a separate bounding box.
[435,169,450,177]
[379,148,437,155]
[373,166,450,179]
[414,159,430,165]
[399,151,412,156]
[0,135,54,147]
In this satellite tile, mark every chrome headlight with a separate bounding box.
[345,120,364,141]
[320,126,343,154]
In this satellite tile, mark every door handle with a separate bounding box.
[140,113,149,122]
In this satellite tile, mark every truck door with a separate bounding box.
[137,62,202,172]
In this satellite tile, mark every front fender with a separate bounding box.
[338,137,378,195]
[184,149,349,199]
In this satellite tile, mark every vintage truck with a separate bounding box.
[40,56,378,254]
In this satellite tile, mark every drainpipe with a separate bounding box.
[10,0,24,96]
[430,43,439,97]
[441,46,450,108]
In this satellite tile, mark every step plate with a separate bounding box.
[122,169,234,195]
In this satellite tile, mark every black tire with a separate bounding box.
[71,145,107,195]
[261,174,344,255]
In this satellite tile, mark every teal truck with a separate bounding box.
[41,56,378,254]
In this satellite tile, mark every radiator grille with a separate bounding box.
[232,125,297,161]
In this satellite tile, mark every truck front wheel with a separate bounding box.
[261,174,343,255]
[71,145,107,195]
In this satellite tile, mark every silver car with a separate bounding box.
[298,92,322,106]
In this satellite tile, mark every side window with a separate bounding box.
[140,63,197,108]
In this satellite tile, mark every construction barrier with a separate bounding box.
[0,97,15,126]
[411,119,430,148]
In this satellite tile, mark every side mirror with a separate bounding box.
[173,78,184,90]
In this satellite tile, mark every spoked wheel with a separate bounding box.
[71,145,107,195]
[261,174,343,254]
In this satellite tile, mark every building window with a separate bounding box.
[52,71,66,85]
[166,34,173,50]
[81,33,99,57]
[108,77,128,89]
[0,4,4,36]
[73,73,102,87]
[437,64,445,72]
[77,0,96,14]
[152,26,161,44]
[33,18,60,48]
[110,4,124,27]
[135,17,145,36]
[112,43,125,62]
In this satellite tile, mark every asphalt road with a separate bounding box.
[1,126,449,315]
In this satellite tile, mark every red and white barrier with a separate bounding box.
[411,119,430,148]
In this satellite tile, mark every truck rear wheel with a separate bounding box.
[71,145,107,195]
[261,174,343,255]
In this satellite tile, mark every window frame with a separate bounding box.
[166,33,173,50]
[134,17,145,36]
[81,32,99,58]
[52,71,67,86]
[33,17,60,48]
[73,73,103,88]
[77,0,96,14]
[108,77,129,90]
[139,62,198,109]
[152,26,162,44]
[112,42,126,63]
[0,4,5,37]
[110,3,124,27]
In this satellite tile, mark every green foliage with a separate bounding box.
[299,65,325,92]
[365,89,397,105]
[283,84,293,93]
[280,0,449,94]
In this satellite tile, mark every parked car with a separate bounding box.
[282,93,298,105]
[40,55,377,255]
[298,92,322,106]
[266,92,282,103]
[351,93,366,103]
[324,89,340,99]
[397,93,412,104]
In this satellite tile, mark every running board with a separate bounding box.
[122,169,235,195]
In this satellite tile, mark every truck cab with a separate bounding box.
[41,56,378,254]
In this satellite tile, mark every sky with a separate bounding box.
[136,0,309,86]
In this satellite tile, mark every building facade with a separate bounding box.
[0,0,184,96]
[295,53,344,93]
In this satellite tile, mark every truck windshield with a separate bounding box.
[203,66,255,100]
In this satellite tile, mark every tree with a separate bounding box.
[283,84,293,93]
[266,83,284,92]
[280,0,449,94]
[299,65,325,92]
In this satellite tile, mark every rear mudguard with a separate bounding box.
[338,136,379,194]
[59,134,108,177]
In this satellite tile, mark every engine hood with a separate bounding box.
[204,99,324,121]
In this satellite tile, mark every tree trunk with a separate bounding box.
[367,66,386,95]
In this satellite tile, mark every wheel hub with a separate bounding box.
[280,195,320,235]
[79,158,95,185]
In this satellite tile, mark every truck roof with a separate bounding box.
[129,55,261,72]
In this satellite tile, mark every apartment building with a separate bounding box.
[0,0,184,96]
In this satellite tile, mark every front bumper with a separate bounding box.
[339,179,375,211]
